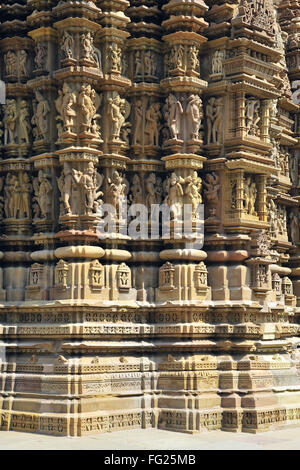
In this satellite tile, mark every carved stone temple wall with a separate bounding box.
[1,0,300,436]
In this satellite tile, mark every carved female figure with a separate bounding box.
[62,31,74,59]
[135,50,143,76]
[37,171,52,218]
[78,84,96,133]
[61,83,77,133]
[186,94,202,140]
[3,99,17,145]
[164,94,183,140]
[145,102,161,146]
[19,173,32,219]
[133,100,144,145]
[19,101,31,144]
[164,172,184,220]
[34,91,50,139]
[19,50,28,77]
[130,174,143,205]
[35,43,47,69]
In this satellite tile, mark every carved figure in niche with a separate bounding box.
[144,50,156,76]
[206,97,223,144]
[61,31,74,59]
[133,100,143,145]
[145,173,157,211]
[145,102,161,146]
[33,170,52,219]
[163,94,183,140]
[107,95,130,141]
[19,172,32,219]
[155,177,163,205]
[270,139,280,166]
[171,44,184,70]
[3,99,17,145]
[268,199,277,235]
[55,83,77,134]
[188,45,199,71]
[19,50,28,77]
[57,163,73,215]
[186,94,203,140]
[4,173,15,218]
[211,50,223,75]
[203,172,220,205]
[19,101,31,144]
[164,172,184,220]
[279,150,289,177]
[290,154,299,186]
[245,98,261,136]
[78,84,96,133]
[4,50,17,76]
[72,162,103,215]
[269,99,278,120]
[107,171,127,221]
[107,43,122,73]
[81,31,94,61]
[32,91,50,140]
[184,171,202,218]
[130,174,143,205]
[289,210,299,245]
[244,176,257,216]
[135,50,143,76]
[35,43,47,69]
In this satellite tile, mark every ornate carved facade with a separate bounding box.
[0,0,300,436]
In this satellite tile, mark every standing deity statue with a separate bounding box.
[188,45,199,71]
[289,210,300,245]
[19,100,31,144]
[144,50,156,76]
[133,100,144,145]
[19,50,28,77]
[135,50,143,76]
[171,44,184,70]
[186,94,203,140]
[145,102,161,146]
[35,43,47,69]
[72,162,103,215]
[32,91,50,140]
[81,32,94,61]
[184,171,203,219]
[61,31,74,59]
[33,170,53,219]
[244,176,257,216]
[78,84,96,133]
[106,95,130,141]
[130,174,143,205]
[55,83,77,134]
[211,50,224,75]
[107,43,122,73]
[206,97,223,144]
[3,99,17,145]
[164,172,184,220]
[163,94,183,140]
[57,163,74,215]
[19,172,32,219]
[145,173,157,212]
[107,171,128,221]
[245,98,261,136]
[4,50,18,76]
